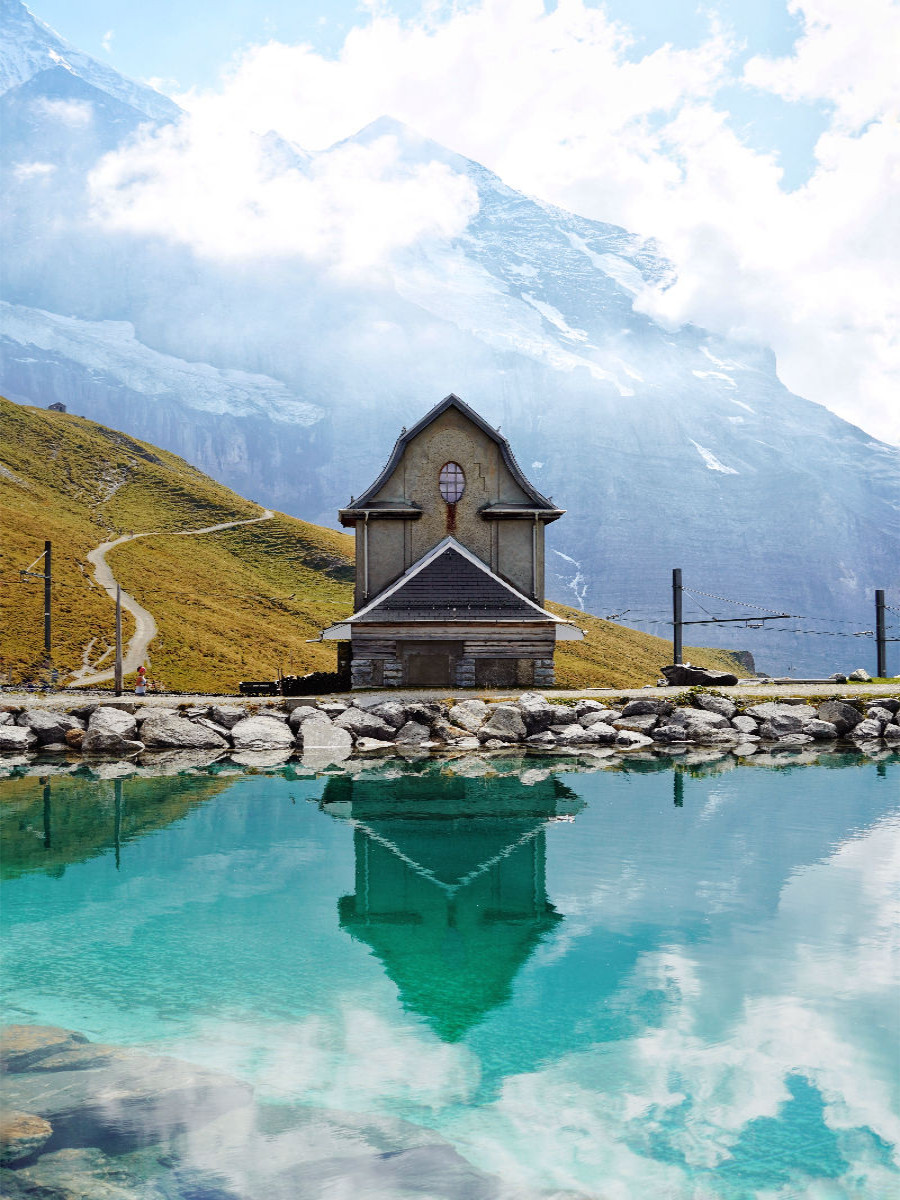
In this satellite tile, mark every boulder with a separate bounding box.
[744,702,817,723]
[367,701,408,730]
[668,708,730,729]
[134,706,179,723]
[192,717,232,739]
[621,699,673,717]
[695,694,737,719]
[334,707,396,741]
[0,726,37,753]
[882,724,900,742]
[432,719,470,742]
[579,708,619,728]
[65,728,84,750]
[556,722,616,745]
[81,708,141,754]
[816,701,863,736]
[731,714,759,734]
[615,729,654,748]
[848,668,871,682]
[867,706,895,726]
[526,731,558,748]
[804,719,839,740]
[395,721,432,745]
[830,672,848,683]
[209,705,248,729]
[0,711,12,726]
[574,700,606,717]
[613,714,658,733]
[0,1110,53,1164]
[404,702,444,727]
[287,705,320,732]
[318,701,350,717]
[354,737,396,752]
[16,710,84,744]
[1,1026,88,1073]
[758,713,813,738]
[849,719,884,741]
[653,724,689,743]
[230,716,294,750]
[295,715,352,753]
[661,665,738,687]
[516,695,557,734]
[478,705,527,743]
[141,716,228,750]
[877,698,900,713]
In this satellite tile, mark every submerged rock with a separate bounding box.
[1,1026,89,1073]
[0,1110,53,1164]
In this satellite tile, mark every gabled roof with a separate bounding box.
[350,394,556,509]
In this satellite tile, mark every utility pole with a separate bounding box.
[672,568,683,665]
[114,584,123,696]
[875,589,886,679]
[43,540,51,662]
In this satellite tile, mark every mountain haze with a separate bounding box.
[1,0,898,677]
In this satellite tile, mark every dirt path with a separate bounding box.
[71,509,274,687]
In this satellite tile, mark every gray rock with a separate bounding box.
[867,706,895,725]
[579,708,619,728]
[621,699,673,717]
[744,702,817,723]
[758,712,811,738]
[695,694,737,719]
[556,722,616,745]
[230,716,294,750]
[0,711,13,726]
[805,719,839,740]
[525,731,558,748]
[82,708,140,754]
[404,702,444,727]
[661,665,738,687]
[882,723,900,742]
[192,717,232,739]
[653,724,690,743]
[354,737,396,752]
[287,705,319,732]
[16,709,84,744]
[431,720,470,742]
[615,729,654,748]
[396,721,433,745]
[731,714,759,734]
[368,701,408,730]
[830,672,848,683]
[516,693,557,733]
[574,699,606,716]
[668,708,730,729]
[546,705,579,726]
[613,714,658,733]
[318,701,349,716]
[134,706,179,723]
[0,1145,161,1197]
[0,1109,53,1164]
[482,738,508,750]
[848,668,871,682]
[849,719,884,740]
[478,705,527,743]
[773,733,815,747]
[335,707,396,741]
[0,726,37,753]
[292,715,351,753]
[816,701,863,735]
[141,716,228,750]
[877,698,900,713]
[209,704,247,729]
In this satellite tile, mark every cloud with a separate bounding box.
[95,0,898,441]
[101,29,114,54]
[33,97,94,127]
[13,161,56,181]
[89,116,479,277]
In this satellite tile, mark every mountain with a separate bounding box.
[0,396,742,690]
[1,1,898,676]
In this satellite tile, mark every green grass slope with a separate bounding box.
[1,397,743,691]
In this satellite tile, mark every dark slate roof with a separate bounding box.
[350,394,556,510]
[355,546,550,623]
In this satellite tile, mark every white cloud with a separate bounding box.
[13,161,56,181]
[33,97,94,127]
[88,116,479,277]
[101,29,114,54]
[96,0,898,442]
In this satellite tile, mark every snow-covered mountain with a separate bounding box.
[1,1,898,674]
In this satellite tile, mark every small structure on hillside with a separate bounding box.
[321,393,583,688]
[47,402,66,413]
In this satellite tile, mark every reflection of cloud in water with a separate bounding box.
[446,815,900,1196]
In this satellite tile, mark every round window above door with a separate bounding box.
[439,461,465,502]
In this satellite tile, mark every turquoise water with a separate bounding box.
[2,754,899,1197]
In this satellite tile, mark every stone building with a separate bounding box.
[321,394,583,688]
[47,402,66,413]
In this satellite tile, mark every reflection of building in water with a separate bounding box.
[324,769,583,1042]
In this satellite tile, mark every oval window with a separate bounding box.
[439,461,465,503]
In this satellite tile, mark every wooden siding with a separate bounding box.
[351,622,555,659]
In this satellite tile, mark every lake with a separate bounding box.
[2,750,898,1198]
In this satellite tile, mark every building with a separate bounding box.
[47,402,66,413]
[321,394,583,688]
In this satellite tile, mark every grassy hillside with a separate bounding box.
[1,397,742,691]
[0,397,354,690]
